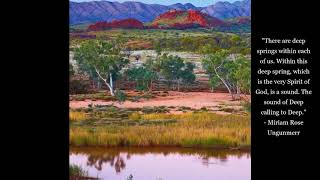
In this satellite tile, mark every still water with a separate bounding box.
[70,147,251,180]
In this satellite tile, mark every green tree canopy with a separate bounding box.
[74,40,129,96]
[127,66,157,92]
[159,54,195,91]
[202,50,250,99]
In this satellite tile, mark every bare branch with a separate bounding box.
[94,66,106,82]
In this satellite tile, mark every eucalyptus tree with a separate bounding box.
[202,49,250,100]
[74,40,128,96]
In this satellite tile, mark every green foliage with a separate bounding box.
[71,27,251,55]
[242,102,251,113]
[127,66,157,92]
[158,54,196,90]
[159,54,184,82]
[69,164,88,177]
[212,24,251,33]
[199,44,215,55]
[74,39,129,95]
[209,76,220,90]
[154,42,162,56]
[226,55,251,94]
[202,50,229,77]
[70,29,250,54]
[154,34,250,54]
[115,90,127,104]
[74,40,128,79]
[202,50,251,98]
[181,62,196,84]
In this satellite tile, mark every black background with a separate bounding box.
[3,0,319,179]
[252,0,319,179]
[3,0,69,179]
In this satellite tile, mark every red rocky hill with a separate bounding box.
[87,18,144,31]
[86,10,229,31]
[150,9,225,29]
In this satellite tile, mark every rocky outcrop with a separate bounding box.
[87,19,144,31]
[188,10,225,27]
[150,10,225,29]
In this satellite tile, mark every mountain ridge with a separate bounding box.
[84,9,250,31]
[70,0,251,25]
[150,9,225,29]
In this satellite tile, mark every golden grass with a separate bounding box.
[70,112,250,147]
[140,112,228,121]
[70,111,87,121]
[128,112,141,120]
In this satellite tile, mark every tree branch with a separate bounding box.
[94,66,106,82]
[94,66,112,90]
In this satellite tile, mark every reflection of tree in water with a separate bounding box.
[71,147,250,172]
[201,155,228,166]
[114,156,126,173]
[126,153,131,160]
[86,153,126,173]
[201,156,211,166]
[200,153,250,166]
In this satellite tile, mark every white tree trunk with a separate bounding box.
[97,80,101,89]
[108,85,115,96]
[109,73,115,96]
[94,67,115,96]
[213,67,234,99]
[236,83,241,100]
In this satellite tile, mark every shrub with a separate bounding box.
[69,79,90,94]
[115,90,127,104]
[242,102,251,113]
[200,107,208,111]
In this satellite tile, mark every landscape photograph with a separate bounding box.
[69,0,251,179]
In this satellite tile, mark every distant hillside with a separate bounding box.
[70,0,251,25]
[88,19,144,31]
[213,16,251,33]
[70,1,197,25]
[83,11,251,31]
[225,16,251,25]
[201,0,251,19]
[150,10,225,29]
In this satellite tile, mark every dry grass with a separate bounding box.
[70,112,250,147]
[70,111,87,121]
[128,112,141,120]
[125,40,153,50]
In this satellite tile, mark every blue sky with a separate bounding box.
[70,0,238,7]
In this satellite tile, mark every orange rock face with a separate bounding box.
[187,10,209,26]
[154,10,185,20]
[151,9,225,29]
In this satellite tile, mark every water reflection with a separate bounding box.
[70,147,251,180]
[86,153,126,172]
